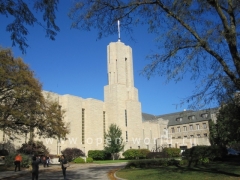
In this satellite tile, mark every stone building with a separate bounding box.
[0,40,218,155]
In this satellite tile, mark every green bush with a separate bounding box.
[88,150,111,160]
[0,149,9,156]
[162,148,181,158]
[4,153,31,168]
[62,148,84,162]
[122,149,150,160]
[125,159,170,168]
[182,145,224,166]
[86,157,93,163]
[73,157,85,163]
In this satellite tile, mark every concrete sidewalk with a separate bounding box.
[0,164,61,180]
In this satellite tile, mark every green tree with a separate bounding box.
[1,0,60,53]
[0,47,69,143]
[209,101,240,147]
[104,124,124,160]
[69,0,240,109]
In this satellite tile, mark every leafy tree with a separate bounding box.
[209,101,240,147]
[18,140,49,155]
[1,0,60,53]
[69,0,240,109]
[0,47,69,142]
[104,124,124,160]
[61,148,84,162]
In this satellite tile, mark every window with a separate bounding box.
[171,128,175,133]
[190,135,194,138]
[188,115,195,120]
[172,137,175,139]
[204,133,208,137]
[82,108,85,144]
[184,136,187,139]
[201,113,208,118]
[203,123,207,129]
[197,134,201,138]
[196,124,200,130]
[189,125,193,130]
[103,111,106,136]
[178,136,181,139]
[183,126,187,131]
[126,131,128,142]
[177,127,181,132]
[176,117,183,122]
[125,109,128,127]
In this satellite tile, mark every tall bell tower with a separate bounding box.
[104,40,142,148]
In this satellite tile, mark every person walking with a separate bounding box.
[31,156,40,180]
[14,153,22,172]
[59,155,68,180]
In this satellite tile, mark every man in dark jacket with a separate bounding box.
[32,156,40,180]
[59,155,68,180]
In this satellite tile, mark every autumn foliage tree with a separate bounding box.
[0,47,69,142]
[69,0,240,109]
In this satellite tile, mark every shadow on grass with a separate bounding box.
[164,162,240,178]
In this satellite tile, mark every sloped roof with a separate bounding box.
[142,108,218,126]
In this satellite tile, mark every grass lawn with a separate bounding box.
[93,159,129,164]
[116,161,240,180]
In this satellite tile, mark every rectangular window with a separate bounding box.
[82,108,85,144]
[171,128,175,133]
[203,123,207,129]
[125,110,127,127]
[196,124,200,130]
[197,134,201,138]
[103,111,106,142]
[204,133,208,137]
[177,127,181,132]
[126,131,128,142]
[190,125,193,130]
[183,126,187,131]
[178,136,181,139]
[190,135,194,138]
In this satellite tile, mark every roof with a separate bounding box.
[142,108,218,126]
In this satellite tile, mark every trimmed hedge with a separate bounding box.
[73,157,85,163]
[125,159,183,168]
[86,157,93,163]
[162,147,181,158]
[122,149,150,160]
[182,145,226,166]
[88,150,111,160]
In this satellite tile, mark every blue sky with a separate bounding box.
[0,1,206,115]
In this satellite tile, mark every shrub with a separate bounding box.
[17,140,49,155]
[125,159,170,168]
[73,157,85,163]
[62,148,84,162]
[182,145,224,166]
[162,148,181,158]
[88,150,111,160]
[122,149,150,160]
[0,149,9,156]
[86,157,93,163]
[4,153,31,168]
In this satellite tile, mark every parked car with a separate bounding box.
[227,148,240,156]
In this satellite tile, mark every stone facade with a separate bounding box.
[0,41,218,155]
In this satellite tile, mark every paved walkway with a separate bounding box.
[0,164,61,179]
[0,162,127,180]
